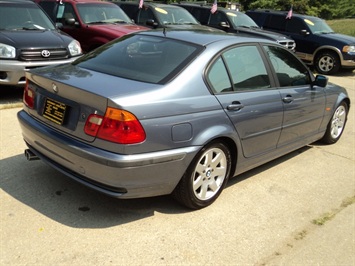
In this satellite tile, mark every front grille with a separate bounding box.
[278,41,296,51]
[19,48,69,61]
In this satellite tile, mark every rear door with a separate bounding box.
[209,44,284,158]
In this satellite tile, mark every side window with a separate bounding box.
[265,14,286,31]
[191,8,210,25]
[263,45,311,87]
[207,57,232,93]
[38,2,57,22]
[119,5,137,21]
[209,12,228,27]
[57,3,77,24]
[223,45,271,91]
[137,7,154,24]
[286,18,307,34]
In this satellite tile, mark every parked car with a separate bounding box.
[114,1,221,31]
[18,29,350,209]
[174,3,296,51]
[36,0,149,53]
[246,9,355,75]
[0,0,82,87]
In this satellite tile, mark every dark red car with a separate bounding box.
[36,0,149,52]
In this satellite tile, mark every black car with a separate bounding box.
[0,0,82,87]
[113,1,221,31]
[174,3,296,51]
[246,9,355,75]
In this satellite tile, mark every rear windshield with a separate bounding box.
[0,3,55,30]
[74,34,202,84]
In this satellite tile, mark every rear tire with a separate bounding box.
[315,51,340,75]
[320,102,348,144]
[172,141,232,209]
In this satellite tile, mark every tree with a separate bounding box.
[238,0,354,18]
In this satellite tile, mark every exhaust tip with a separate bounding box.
[25,149,40,161]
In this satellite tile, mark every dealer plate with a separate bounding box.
[43,98,66,125]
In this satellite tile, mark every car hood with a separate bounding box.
[318,32,355,44]
[162,24,220,32]
[87,23,149,35]
[0,29,71,48]
[236,26,292,41]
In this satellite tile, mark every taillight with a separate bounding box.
[84,107,146,144]
[23,79,35,109]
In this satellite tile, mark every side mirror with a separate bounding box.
[300,29,310,36]
[219,21,230,30]
[146,19,159,28]
[65,18,76,26]
[313,75,328,88]
[55,22,63,29]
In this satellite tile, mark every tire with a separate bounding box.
[320,102,348,144]
[172,141,232,209]
[315,51,340,75]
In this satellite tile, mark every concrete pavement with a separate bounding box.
[0,73,354,265]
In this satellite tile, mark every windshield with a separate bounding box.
[0,3,55,30]
[227,11,259,28]
[304,17,334,34]
[74,34,201,84]
[77,3,133,24]
[154,6,200,25]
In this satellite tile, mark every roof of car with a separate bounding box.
[247,9,323,20]
[176,3,238,12]
[0,0,36,3]
[117,1,187,8]
[35,0,116,3]
[135,28,275,46]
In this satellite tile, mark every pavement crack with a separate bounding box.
[255,194,355,266]
[310,145,354,161]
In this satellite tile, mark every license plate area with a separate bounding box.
[43,98,67,125]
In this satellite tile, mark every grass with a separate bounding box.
[312,195,355,226]
[326,18,355,36]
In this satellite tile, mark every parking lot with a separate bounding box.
[1,72,354,265]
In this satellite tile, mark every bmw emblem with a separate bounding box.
[52,83,58,93]
[41,50,51,58]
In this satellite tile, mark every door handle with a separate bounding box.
[227,102,244,111]
[282,95,293,103]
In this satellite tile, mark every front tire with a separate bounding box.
[320,102,348,144]
[172,141,232,209]
[315,51,340,75]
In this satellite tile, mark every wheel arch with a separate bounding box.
[313,46,342,64]
[189,121,242,178]
[197,136,239,180]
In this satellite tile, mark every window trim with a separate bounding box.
[204,43,278,94]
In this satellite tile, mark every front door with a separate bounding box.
[262,45,326,147]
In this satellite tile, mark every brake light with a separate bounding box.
[23,80,35,109]
[84,107,146,144]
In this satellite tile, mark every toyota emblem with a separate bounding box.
[41,50,51,58]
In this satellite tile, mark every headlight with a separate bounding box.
[0,43,16,58]
[342,45,355,54]
[68,40,82,56]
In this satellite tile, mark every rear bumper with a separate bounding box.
[0,57,80,86]
[17,110,200,198]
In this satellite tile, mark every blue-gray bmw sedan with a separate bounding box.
[18,30,350,209]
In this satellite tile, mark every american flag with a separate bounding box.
[211,0,217,14]
[139,0,144,9]
[286,5,293,19]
